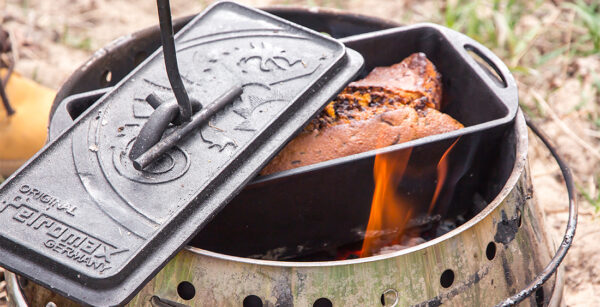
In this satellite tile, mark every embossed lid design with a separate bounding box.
[0,2,363,305]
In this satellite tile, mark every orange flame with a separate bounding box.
[428,139,460,214]
[359,138,460,258]
[360,148,413,257]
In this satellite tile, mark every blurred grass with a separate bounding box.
[441,0,546,69]
[278,0,598,72]
[563,0,600,56]
[578,177,600,213]
[415,0,599,209]
[286,0,346,9]
[61,25,93,51]
[436,1,599,123]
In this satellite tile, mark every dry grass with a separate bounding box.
[0,0,599,305]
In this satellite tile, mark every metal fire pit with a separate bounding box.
[5,6,576,307]
[9,113,570,307]
[133,113,563,307]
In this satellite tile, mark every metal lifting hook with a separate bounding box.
[129,0,242,170]
[156,0,192,122]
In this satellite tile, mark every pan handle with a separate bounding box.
[436,24,519,116]
[340,23,519,118]
[494,116,578,306]
[47,87,113,140]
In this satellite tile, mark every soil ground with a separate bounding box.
[0,0,599,305]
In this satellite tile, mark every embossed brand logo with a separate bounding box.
[0,201,128,274]
[17,184,77,216]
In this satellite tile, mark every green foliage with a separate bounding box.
[536,46,568,66]
[443,0,531,62]
[441,0,600,69]
[444,0,497,46]
[563,0,600,56]
[21,0,29,12]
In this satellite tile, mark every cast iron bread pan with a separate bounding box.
[193,24,519,260]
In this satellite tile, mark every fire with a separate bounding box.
[428,139,459,214]
[360,139,459,258]
[360,148,414,257]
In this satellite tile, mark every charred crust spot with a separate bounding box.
[304,52,443,132]
[414,97,428,110]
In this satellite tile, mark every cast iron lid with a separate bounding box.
[0,2,363,305]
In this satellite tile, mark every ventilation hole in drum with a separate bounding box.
[440,269,455,288]
[380,289,399,306]
[176,281,195,300]
[486,241,497,260]
[243,295,263,307]
[313,297,333,307]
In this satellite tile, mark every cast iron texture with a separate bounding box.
[0,2,363,305]
[49,23,520,260]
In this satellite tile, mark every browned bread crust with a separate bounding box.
[261,53,463,175]
[306,52,443,131]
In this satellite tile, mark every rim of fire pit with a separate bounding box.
[183,110,528,267]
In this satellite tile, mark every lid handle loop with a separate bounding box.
[129,0,242,170]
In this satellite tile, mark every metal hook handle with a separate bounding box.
[157,0,192,122]
[128,94,202,161]
[132,84,242,170]
[494,116,578,306]
[128,0,243,170]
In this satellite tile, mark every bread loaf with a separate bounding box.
[261,53,463,175]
